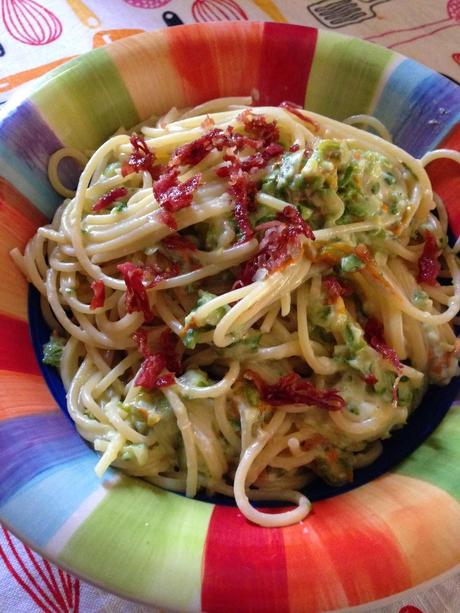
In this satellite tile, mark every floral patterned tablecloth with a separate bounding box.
[1,1,459,611]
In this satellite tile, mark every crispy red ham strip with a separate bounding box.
[244,370,345,411]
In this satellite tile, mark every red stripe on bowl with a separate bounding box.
[258,23,318,106]
[0,314,40,375]
[425,123,460,236]
[201,505,290,613]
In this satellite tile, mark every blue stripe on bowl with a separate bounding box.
[0,413,91,506]
[374,59,460,156]
[0,456,111,547]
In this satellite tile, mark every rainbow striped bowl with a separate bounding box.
[1,22,460,612]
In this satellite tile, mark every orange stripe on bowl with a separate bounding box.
[425,123,460,236]
[0,177,48,227]
[347,474,460,585]
[0,179,46,320]
[0,370,57,421]
[167,22,264,108]
[0,314,41,375]
[106,30,188,121]
[282,486,412,611]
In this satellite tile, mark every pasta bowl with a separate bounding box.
[1,22,460,612]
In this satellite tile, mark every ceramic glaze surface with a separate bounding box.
[0,23,459,612]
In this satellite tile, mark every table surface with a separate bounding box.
[0,1,459,612]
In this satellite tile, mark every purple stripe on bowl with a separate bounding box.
[0,413,90,506]
[0,101,80,195]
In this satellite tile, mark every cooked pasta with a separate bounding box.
[12,97,460,527]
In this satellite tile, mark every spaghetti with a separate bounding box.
[12,98,460,527]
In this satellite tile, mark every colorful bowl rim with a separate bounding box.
[1,21,460,612]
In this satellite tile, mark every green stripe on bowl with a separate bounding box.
[31,49,140,150]
[57,477,212,610]
[305,32,393,121]
[395,404,460,501]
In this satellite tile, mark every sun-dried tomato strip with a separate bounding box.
[154,170,202,230]
[364,373,378,386]
[278,205,314,240]
[92,187,128,212]
[244,370,345,411]
[240,143,285,173]
[417,230,440,286]
[170,128,229,167]
[364,317,402,372]
[279,101,320,131]
[89,280,105,309]
[117,261,179,321]
[237,110,280,145]
[135,354,167,389]
[142,262,180,288]
[117,262,153,322]
[162,234,197,252]
[228,173,257,243]
[122,134,159,178]
[132,328,181,390]
[236,205,314,286]
[154,373,176,388]
[322,276,352,304]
